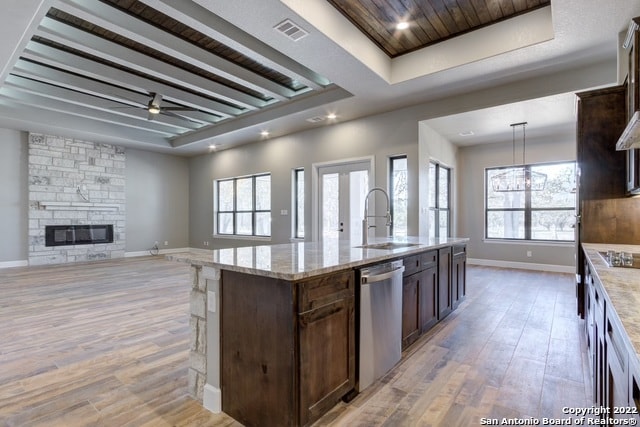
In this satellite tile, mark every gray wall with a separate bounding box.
[458,132,577,268]
[125,148,189,252]
[0,130,189,263]
[189,108,421,249]
[0,129,28,263]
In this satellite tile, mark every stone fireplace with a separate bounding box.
[28,134,126,265]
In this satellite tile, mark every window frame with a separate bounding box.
[293,168,305,239]
[484,161,576,242]
[215,173,271,237]
[429,161,451,238]
[389,155,408,237]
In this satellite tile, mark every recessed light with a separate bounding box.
[396,21,409,30]
[327,113,337,120]
[260,130,270,137]
[459,130,475,137]
[209,144,217,150]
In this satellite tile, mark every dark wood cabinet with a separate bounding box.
[221,269,355,427]
[575,85,628,318]
[438,246,452,320]
[452,244,466,309]
[401,250,438,349]
[401,246,462,350]
[401,270,420,349]
[419,264,438,333]
[625,18,639,122]
[625,18,640,194]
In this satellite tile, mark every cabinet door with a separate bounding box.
[438,246,452,320]
[629,368,640,423]
[402,272,420,349]
[626,149,640,194]
[419,266,437,333]
[606,315,630,419]
[452,252,466,309]
[299,296,355,426]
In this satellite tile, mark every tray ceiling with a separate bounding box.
[326,0,551,57]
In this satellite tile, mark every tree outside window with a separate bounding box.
[485,162,576,241]
[216,173,271,237]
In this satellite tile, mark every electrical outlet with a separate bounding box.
[527,251,532,257]
[164,241,168,246]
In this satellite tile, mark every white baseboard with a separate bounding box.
[0,260,28,269]
[124,247,191,258]
[203,384,221,413]
[467,258,574,274]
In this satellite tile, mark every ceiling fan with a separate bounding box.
[114,93,198,120]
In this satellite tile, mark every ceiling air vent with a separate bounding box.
[274,19,309,42]
[306,116,325,123]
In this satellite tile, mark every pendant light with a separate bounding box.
[490,122,547,192]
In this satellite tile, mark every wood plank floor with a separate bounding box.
[0,258,591,426]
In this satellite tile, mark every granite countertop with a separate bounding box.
[582,243,640,362]
[167,236,468,281]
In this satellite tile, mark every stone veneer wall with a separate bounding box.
[28,133,126,265]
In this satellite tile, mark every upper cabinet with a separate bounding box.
[617,18,640,151]
[617,17,640,194]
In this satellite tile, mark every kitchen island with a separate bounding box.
[168,236,468,427]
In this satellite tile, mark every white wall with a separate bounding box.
[458,131,577,269]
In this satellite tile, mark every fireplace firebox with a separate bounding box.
[45,225,114,247]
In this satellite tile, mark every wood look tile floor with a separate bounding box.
[0,258,591,427]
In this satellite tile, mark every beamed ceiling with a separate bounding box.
[0,0,345,153]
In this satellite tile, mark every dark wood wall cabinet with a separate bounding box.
[620,17,640,193]
[582,252,640,422]
[401,244,466,350]
[574,84,640,318]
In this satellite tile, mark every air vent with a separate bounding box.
[274,19,309,41]
[306,116,326,123]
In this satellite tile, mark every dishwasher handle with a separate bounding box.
[361,265,404,284]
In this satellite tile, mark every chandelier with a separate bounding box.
[490,122,547,192]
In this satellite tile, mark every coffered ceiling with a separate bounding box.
[0,0,639,155]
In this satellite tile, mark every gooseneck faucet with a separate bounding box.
[362,187,392,246]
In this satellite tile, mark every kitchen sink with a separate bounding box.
[356,242,420,250]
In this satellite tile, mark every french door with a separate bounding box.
[318,160,370,244]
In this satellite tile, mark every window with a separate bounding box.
[293,168,304,239]
[216,173,271,237]
[485,161,576,241]
[390,156,407,237]
[429,162,450,238]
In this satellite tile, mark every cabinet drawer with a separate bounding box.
[403,254,422,277]
[421,250,438,270]
[453,244,466,256]
[297,270,354,313]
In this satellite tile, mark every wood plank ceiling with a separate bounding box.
[326,0,552,57]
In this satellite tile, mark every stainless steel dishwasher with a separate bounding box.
[358,259,404,391]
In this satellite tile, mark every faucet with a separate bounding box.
[362,187,392,246]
